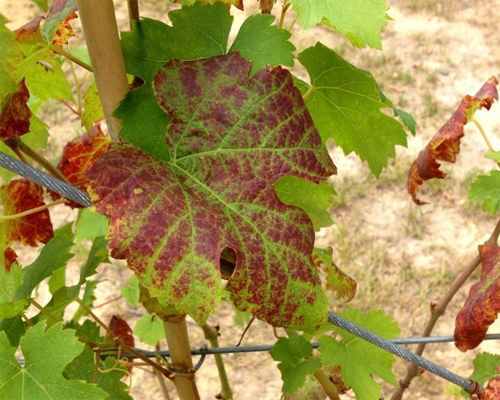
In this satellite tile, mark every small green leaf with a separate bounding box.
[270,333,321,395]
[29,0,48,11]
[0,263,27,318]
[394,108,416,136]
[229,14,295,76]
[15,230,74,300]
[274,176,335,231]
[48,265,66,295]
[0,316,25,347]
[486,151,500,162]
[25,56,74,101]
[72,281,100,322]
[297,43,407,176]
[469,171,500,214]
[135,314,165,345]
[120,275,140,306]
[319,308,400,400]
[75,209,109,243]
[467,352,500,394]
[42,285,80,324]
[0,321,106,400]
[82,81,104,131]
[79,236,109,284]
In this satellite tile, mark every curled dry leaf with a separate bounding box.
[455,246,500,351]
[52,124,110,208]
[479,374,500,400]
[0,80,32,140]
[408,76,498,205]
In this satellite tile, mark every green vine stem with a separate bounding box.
[155,344,172,400]
[278,0,291,30]
[162,315,201,400]
[302,86,314,101]
[313,369,340,400]
[0,198,64,220]
[201,323,233,399]
[127,0,140,30]
[49,44,93,72]
[390,217,500,400]
[472,117,495,153]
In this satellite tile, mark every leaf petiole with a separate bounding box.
[49,44,94,72]
[0,199,65,220]
[472,117,496,153]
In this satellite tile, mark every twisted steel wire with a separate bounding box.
[0,151,92,207]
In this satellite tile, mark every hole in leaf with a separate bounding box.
[220,247,236,279]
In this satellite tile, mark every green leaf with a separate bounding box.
[29,0,48,11]
[394,107,416,136]
[0,264,27,318]
[25,56,74,101]
[297,43,407,176]
[0,16,21,105]
[0,316,25,347]
[64,347,132,400]
[468,352,500,389]
[120,275,140,306]
[229,14,295,76]
[89,52,335,330]
[290,0,389,49]
[486,151,500,162]
[270,333,321,395]
[134,314,165,345]
[274,176,335,231]
[82,81,104,131]
[42,285,80,324]
[469,171,500,214]
[0,321,106,400]
[75,209,109,243]
[48,265,66,295]
[319,308,400,400]
[72,281,100,322]
[15,230,74,300]
[79,236,109,284]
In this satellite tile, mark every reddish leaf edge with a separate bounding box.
[408,76,499,205]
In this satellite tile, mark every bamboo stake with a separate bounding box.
[76,0,128,141]
[163,315,201,400]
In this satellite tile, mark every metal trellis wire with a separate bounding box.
[0,150,484,394]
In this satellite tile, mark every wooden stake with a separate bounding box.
[76,0,128,141]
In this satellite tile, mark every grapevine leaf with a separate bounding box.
[0,80,32,140]
[486,151,500,162]
[72,280,100,322]
[177,0,244,11]
[48,265,66,294]
[0,180,53,252]
[79,236,109,284]
[270,334,321,395]
[2,247,17,270]
[455,246,500,351]
[469,171,500,215]
[468,353,500,392]
[75,209,109,242]
[0,316,25,347]
[0,16,21,105]
[29,0,48,11]
[25,56,74,101]
[394,107,416,136]
[120,275,140,306]
[42,0,77,42]
[319,308,400,400]
[290,0,389,49]
[283,375,326,400]
[479,375,500,400]
[229,14,295,76]
[52,124,110,208]
[313,247,356,301]
[0,321,106,400]
[41,285,80,324]
[14,17,44,43]
[88,52,335,329]
[408,76,498,205]
[275,176,335,231]
[134,314,165,345]
[15,228,74,300]
[297,43,407,176]
[107,315,134,348]
[0,263,27,318]
[82,81,104,132]
[64,347,132,400]
[50,12,77,49]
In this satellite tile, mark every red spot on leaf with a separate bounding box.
[408,76,498,204]
[0,80,32,140]
[14,16,44,43]
[51,12,77,48]
[455,245,500,351]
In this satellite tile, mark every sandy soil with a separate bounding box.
[1,0,500,399]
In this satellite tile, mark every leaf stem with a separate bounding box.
[127,0,140,30]
[235,316,255,346]
[69,62,83,114]
[49,44,94,72]
[390,217,500,400]
[92,295,122,309]
[201,324,233,399]
[278,0,291,30]
[472,117,495,153]
[313,369,340,400]
[155,344,173,400]
[0,199,65,220]
[302,86,314,101]
[30,298,62,324]
[61,99,80,116]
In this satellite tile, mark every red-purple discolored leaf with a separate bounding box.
[0,179,54,250]
[14,16,44,43]
[3,247,17,271]
[408,76,498,205]
[87,52,336,330]
[0,80,32,140]
[108,315,135,348]
[479,374,500,400]
[455,246,500,351]
[52,124,110,208]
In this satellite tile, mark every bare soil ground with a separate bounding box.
[1,0,500,399]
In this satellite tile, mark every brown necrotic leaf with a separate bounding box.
[87,52,336,330]
[0,179,53,249]
[408,76,498,205]
[51,12,77,48]
[455,245,500,351]
[52,124,110,208]
[0,80,32,140]
[3,247,17,271]
[107,315,134,348]
[479,374,500,400]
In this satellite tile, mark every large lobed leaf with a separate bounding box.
[408,76,498,205]
[455,246,500,351]
[88,52,336,330]
[469,170,500,215]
